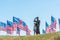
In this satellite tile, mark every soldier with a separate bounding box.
[34,17,40,35]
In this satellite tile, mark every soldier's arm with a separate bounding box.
[34,17,37,22]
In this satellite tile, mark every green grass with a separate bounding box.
[0,32,60,40]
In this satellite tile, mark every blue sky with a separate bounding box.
[0,0,60,36]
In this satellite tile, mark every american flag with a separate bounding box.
[22,21,31,35]
[16,27,20,36]
[45,22,51,33]
[58,19,60,30]
[0,22,6,31]
[22,21,29,31]
[50,16,57,32]
[13,17,20,30]
[6,20,13,34]
[51,16,57,29]
[13,17,21,35]
[42,29,46,34]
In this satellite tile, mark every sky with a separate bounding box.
[0,0,60,36]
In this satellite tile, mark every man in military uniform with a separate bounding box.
[34,17,40,35]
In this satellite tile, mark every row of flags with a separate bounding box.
[0,17,31,36]
[1,16,60,35]
[43,16,60,34]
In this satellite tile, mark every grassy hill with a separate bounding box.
[0,32,60,40]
